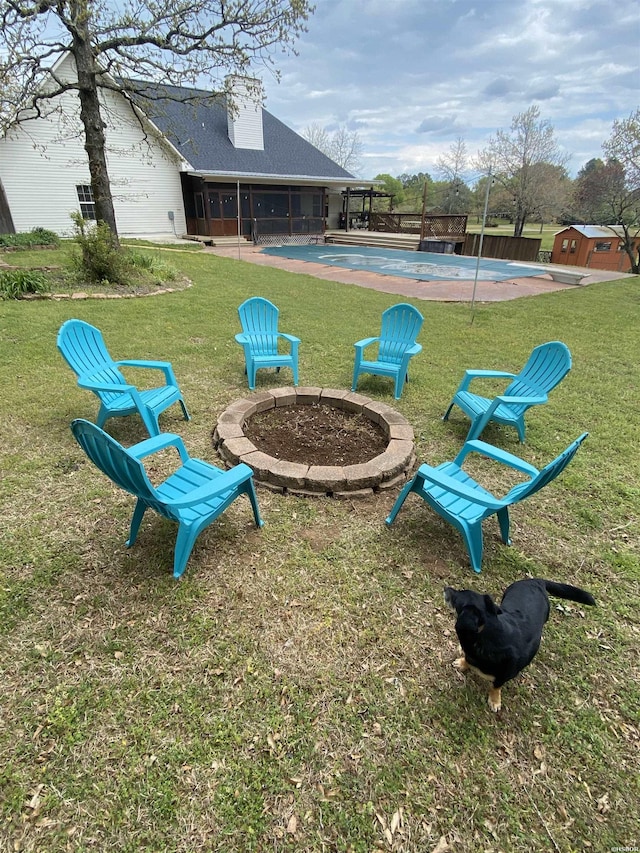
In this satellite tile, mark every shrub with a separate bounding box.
[126,250,178,283]
[0,228,60,249]
[69,214,179,287]
[0,269,51,299]
[29,227,60,247]
[69,212,128,285]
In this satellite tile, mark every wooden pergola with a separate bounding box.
[340,188,394,231]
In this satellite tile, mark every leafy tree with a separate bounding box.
[398,172,433,190]
[430,179,473,215]
[302,122,363,174]
[477,106,569,237]
[571,112,640,272]
[397,172,433,211]
[470,176,522,224]
[572,158,613,223]
[1,0,314,243]
[600,109,640,273]
[373,174,404,209]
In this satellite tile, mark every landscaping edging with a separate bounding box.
[213,387,416,497]
[14,280,192,300]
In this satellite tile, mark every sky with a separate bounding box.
[259,0,640,182]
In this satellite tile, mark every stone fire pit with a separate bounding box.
[213,387,416,497]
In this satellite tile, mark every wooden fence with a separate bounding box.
[368,213,542,261]
[462,233,541,263]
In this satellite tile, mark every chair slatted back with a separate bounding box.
[57,319,127,385]
[378,304,424,364]
[506,341,572,399]
[505,432,588,505]
[238,297,280,356]
[71,419,171,518]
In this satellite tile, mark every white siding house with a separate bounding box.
[0,54,189,237]
[0,55,371,242]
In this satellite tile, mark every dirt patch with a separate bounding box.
[215,389,416,495]
[243,402,388,466]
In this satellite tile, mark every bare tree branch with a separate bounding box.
[476,106,569,236]
[0,0,314,240]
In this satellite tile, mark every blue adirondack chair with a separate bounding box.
[71,419,263,579]
[352,303,424,399]
[385,433,587,573]
[235,297,300,390]
[443,341,572,442]
[57,319,190,437]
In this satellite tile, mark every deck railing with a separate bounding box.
[370,213,468,238]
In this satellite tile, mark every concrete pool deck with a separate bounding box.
[200,242,631,302]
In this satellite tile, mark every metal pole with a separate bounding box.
[470,168,492,323]
[237,179,241,260]
[420,181,428,242]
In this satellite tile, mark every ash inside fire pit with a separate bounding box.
[244,402,387,466]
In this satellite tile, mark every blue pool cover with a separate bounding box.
[261,244,544,283]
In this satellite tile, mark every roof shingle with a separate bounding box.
[136,83,357,181]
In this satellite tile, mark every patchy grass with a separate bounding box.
[0,248,638,852]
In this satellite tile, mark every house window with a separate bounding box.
[76,185,96,220]
[560,239,568,252]
[594,241,612,252]
[569,240,577,253]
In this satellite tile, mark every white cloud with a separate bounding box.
[261,0,640,179]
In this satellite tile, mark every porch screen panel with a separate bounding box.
[208,194,220,218]
[222,192,237,219]
[240,192,252,236]
[253,192,289,217]
[252,191,290,235]
[291,190,323,233]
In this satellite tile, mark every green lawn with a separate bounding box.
[1,246,639,852]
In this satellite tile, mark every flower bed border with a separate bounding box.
[213,387,416,497]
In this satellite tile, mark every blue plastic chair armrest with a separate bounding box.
[117,358,171,369]
[235,333,250,344]
[354,336,379,350]
[117,358,177,384]
[129,432,189,462]
[169,463,255,508]
[78,376,136,394]
[466,369,516,379]
[455,439,540,476]
[406,342,422,356]
[279,333,301,344]
[457,369,516,393]
[77,376,151,417]
[495,393,548,406]
[415,464,504,510]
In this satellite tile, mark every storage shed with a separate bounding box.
[551,225,637,272]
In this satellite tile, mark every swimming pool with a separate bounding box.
[261,244,544,283]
